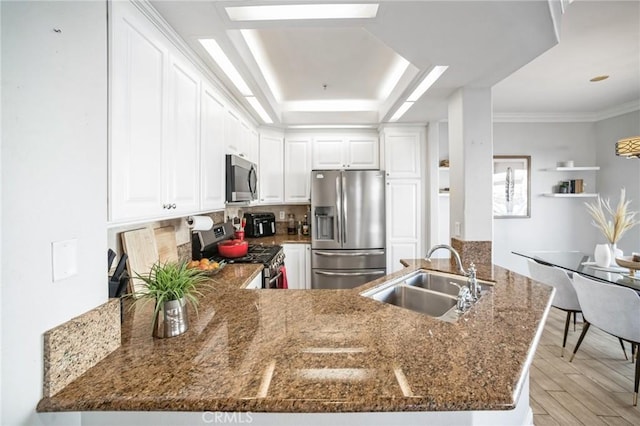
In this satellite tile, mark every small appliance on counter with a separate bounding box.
[243,212,276,238]
[192,221,285,289]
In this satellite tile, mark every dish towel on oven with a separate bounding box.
[279,265,288,289]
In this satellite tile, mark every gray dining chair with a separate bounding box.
[570,273,640,405]
[528,259,582,357]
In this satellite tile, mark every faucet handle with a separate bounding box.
[467,262,477,278]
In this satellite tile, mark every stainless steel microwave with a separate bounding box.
[225,154,258,203]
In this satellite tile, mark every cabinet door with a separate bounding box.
[386,179,421,273]
[109,3,167,221]
[384,131,422,178]
[346,136,379,169]
[284,137,312,203]
[259,134,284,204]
[304,244,311,289]
[164,56,200,214]
[200,84,225,211]
[225,109,241,155]
[313,137,345,169]
[283,244,305,289]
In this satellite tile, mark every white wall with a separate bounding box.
[1,2,107,425]
[493,122,598,275]
[594,110,640,255]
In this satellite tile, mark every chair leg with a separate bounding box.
[634,344,640,406]
[620,338,629,361]
[570,321,591,362]
[573,311,576,332]
[562,311,572,357]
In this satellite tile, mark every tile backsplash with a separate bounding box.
[225,204,311,224]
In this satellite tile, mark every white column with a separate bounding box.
[448,88,493,252]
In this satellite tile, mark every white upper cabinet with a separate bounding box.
[284,137,312,203]
[345,135,379,169]
[109,1,167,222]
[109,1,260,224]
[259,133,284,204]
[312,136,344,169]
[164,56,200,215]
[312,133,379,170]
[200,84,226,211]
[383,130,422,178]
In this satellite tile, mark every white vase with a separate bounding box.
[594,244,611,267]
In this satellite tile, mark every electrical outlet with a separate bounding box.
[279,211,285,220]
[454,222,461,237]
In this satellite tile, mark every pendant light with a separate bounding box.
[616,136,640,158]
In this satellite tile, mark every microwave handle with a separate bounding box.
[248,165,257,199]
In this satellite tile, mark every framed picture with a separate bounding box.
[493,155,530,218]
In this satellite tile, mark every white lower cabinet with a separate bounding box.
[386,179,421,273]
[244,273,263,290]
[283,243,311,289]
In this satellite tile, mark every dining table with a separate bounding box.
[513,250,640,292]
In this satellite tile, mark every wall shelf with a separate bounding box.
[543,166,600,171]
[541,193,599,198]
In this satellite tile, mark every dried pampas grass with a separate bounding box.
[585,188,638,244]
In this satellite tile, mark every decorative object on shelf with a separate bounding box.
[493,155,530,218]
[557,160,574,167]
[616,136,640,159]
[594,243,612,268]
[585,188,639,264]
[439,159,449,167]
[130,261,209,338]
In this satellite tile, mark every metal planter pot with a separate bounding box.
[153,297,189,338]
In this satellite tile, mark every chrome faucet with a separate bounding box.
[467,263,481,301]
[425,244,466,275]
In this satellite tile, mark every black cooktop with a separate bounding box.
[207,244,282,265]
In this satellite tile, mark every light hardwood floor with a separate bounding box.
[531,307,640,425]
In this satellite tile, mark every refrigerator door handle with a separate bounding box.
[314,251,386,257]
[335,175,342,245]
[315,270,386,277]
[341,174,347,245]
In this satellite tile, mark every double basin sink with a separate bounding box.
[360,269,493,322]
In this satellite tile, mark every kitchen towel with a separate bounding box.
[279,265,288,289]
[187,215,213,231]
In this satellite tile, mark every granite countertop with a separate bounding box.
[37,259,553,413]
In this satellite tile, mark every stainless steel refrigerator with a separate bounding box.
[311,169,386,289]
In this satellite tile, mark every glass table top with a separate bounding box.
[513,250,640,291]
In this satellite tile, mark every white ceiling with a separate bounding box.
[150,0,640,127]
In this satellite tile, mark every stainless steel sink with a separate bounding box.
[360,269,493,321]
[402,271,464,296]
[370,284,458,318]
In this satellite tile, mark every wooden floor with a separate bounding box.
[531,307,640,425]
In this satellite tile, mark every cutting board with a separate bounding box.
[154,225,179,263]
[121,227,159,295]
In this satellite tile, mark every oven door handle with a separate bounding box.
[268,270,283,285]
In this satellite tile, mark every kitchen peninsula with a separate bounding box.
[37,259,553,425]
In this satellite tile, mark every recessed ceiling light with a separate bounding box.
[246,96,273,124]
[288,125,377,129]
[226,4,379,21]
[378,56,410,100]
[241,30,282,102]
[590,75,609,82]
[407,65,449,102]
[282,100,379,112]
[389,101,414,122]
[198,39,252,96]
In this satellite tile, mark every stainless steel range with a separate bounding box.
[192,222,285,289]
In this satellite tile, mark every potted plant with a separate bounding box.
[132,261,209,338]
[585,188,638,266]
